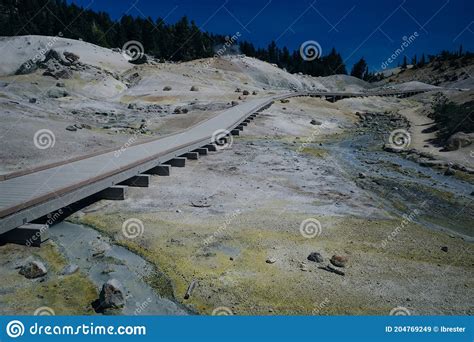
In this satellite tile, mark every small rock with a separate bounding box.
[266,258,276,264]
[190,85,199,91]
[242,90,249,95]
[66,125,77,132]
[29,98,37,103]
[99,279,125,310]
[444,167,455,176]
[163,86,172,91]
[252,91,257,95]
[358,172,366,179]
[56,82,65,87]
[231,101,239,106]
[441,246,448,253]
[280,99,289,103]
[299,262,308,271]
[310,119,322,125]
[307,252,324,263]
[61,264,79,275]
[19,260,47,279]
[330,255,348,268]
[47,88,68,98]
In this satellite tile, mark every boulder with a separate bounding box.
[19,260,47,279]
[99,279,125,309]
[445,132,473,151]
[190,86,199,91]
[330,255,348,268]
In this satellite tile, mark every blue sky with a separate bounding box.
[69,0,474,71]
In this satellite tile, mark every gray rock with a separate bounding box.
[61,264,79,275]
[163,86,172,91]
[446,132,473,151]
[310,119,322,125]
[56,82,65,87]
[29,98,37,103]
[190,85,199,91]
[66,125,77,132]
[47,88,68,98]
[231,101,239,106]
[358,172,366,179]
[242,90,249,95]
[266,258,276,264]
[441,246,448,253]
[19,260,47,279]
[307,252,324,263]
[99,279,125,309]
[444,167,455,176]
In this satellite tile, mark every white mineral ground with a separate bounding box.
[0,36,472,315]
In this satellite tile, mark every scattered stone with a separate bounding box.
[358,172,366,179]
[252,91,257,95]
[29,98,37,103]
[163,86,172,91]
[242,90,249,95]
[307,252,324,263]
[319,264,345,276]
[441,246,448,253]
[280,99,289,103]
[190,85,199,91]
[99,279,125,310]
[445,132,473,151]
[56,82,65,87]
[231,101,239,106]
[66,125,77,132]
[19,260,47,279]
[310,119,322,125]
[61,264,79,275]
[47,88,69,98]
[299,262,308,271]
[63,51,80,64]
[444,167,455,176]
[266,258,276,264]
[330,255,348,268]
[173,107,182,114]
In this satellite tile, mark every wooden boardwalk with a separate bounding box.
[0,89,429,236]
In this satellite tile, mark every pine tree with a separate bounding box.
[350,58,367,79]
